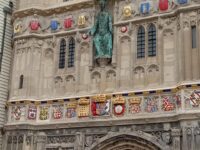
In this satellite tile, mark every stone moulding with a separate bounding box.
[6,83,200,127]
[7,83,200,104]
[13,0,94,18]
[88,131,170,150]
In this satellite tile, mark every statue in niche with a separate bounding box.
[89,0,113,65]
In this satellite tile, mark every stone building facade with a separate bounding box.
[4,0,200,150]
[0,0,14,149]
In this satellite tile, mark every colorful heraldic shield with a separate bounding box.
[78,15,86,27]
[91,95,110,117]
[50,20,59,31]
[12,106,26,121]
[178,0,187,4]
[91,100,110,116]
[159,0,169,11]
[52,105,63,120]
[185,90,200,108]
[64,17,73,29]
[140,2,150,14]
[161,95,176,111]
[28,105,37,120]
[129,97,142,114]
[123,5,132,17]
[144,96,159,113]
[113,96,125,116]
[78,99,90,117]
[39,106,49,120]
[29,20,40,31]
[66,102,77,118]
[14,22,22,34]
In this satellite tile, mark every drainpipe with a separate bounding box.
[0,2,13,72]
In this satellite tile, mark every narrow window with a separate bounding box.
[148,24,156,57]
[19,75,24,89]
[192,26,197,49]
[59,39,66,69]
[137,26,145,58]
[68,37,75,68]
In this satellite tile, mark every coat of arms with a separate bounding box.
[52,105,63,119]
[39,106,49,120]
[28,106,37,120]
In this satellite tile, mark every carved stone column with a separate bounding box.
[171,129,181,150]
[36,132,46,150]
[75,132,85,150]
[183,20,192,80]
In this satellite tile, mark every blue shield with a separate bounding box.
[50,20,58,31]
[140,2,150,14]
[178,0,187,4]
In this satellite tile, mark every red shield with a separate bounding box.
[159,0,168,11]
[30,21,40,31]
[64,18,73,29]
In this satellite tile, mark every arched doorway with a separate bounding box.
[89,132,169,150]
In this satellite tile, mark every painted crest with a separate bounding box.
[28,105,37,120]
[52,105,63,119]
[178,0,187,4]
[12,106,26,121]
[91,100,110,116]
[12,106,22,120]
[129,98,142,114]
[140,2,150,14]
[123,5,132,17]
[78,98,90,117]
[144,96,159,113]
[66,102,77,118]
[14,22,22,34]
[189,90,200,107]
[161,96,175,111]
[50,20,59,31]
[67,108,77,118]
[29,19,40,31]
[78,15,86,27]
[159,0,169,11]
[113,96,125,116]
[39,106,49,120]
[64,17,73,29]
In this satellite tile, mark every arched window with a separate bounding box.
[137,26,145,58]
[148,24,156,57]
[59,39,66,69]
[19,75,24,89]
[68,37,75,68]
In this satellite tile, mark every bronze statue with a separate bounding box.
[89,0,113,59]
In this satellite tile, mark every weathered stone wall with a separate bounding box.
[10,0,200,100]
[5,0,200,149]
[3,120,200,150]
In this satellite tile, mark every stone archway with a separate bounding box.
[89,132,170,150]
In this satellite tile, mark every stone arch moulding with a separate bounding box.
[119,35,131,43]
[88,131,170,150]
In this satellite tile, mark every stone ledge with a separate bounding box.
[4,112,200,130]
